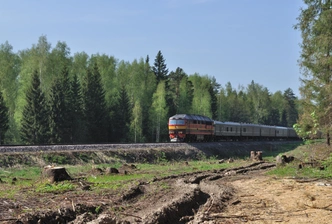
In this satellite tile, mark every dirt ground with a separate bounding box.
[1,160,332,224]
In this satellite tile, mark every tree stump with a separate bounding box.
[105,167,119,174]
[276,155,294,166]
[43,166,72,183]
[250,151,263,161]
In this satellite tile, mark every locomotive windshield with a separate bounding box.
[169,120,185,125]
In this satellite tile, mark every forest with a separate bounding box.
[0,36,299,145]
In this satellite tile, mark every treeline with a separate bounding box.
[0,36,298,144]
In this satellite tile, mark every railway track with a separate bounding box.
[0,141,299,154]
[0,143,187,153]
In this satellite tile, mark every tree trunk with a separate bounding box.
[327,131,330,146]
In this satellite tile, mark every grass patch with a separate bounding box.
[266,142,332,179]
[36,182,75,193]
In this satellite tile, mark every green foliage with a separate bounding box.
[0,35,301,144]
[82,63,109,143]
[0,42,19,143]
[157,151,168,163]
[36,182,75,193]
[295,0,332,139]
[189,74,212,117]
[0,90,9,144]
[20,71,50,144]
[150,81,169,142]
[42,154,70,164]
[152,50,168,83]
[112,85,131,142]
[68,74,86,143]
[293,111,320,139]
[283,88,298,127]
[49,67,72,144]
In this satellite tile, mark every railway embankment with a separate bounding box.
[0,141,301,167]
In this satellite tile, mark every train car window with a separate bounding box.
[193,120,197,124]
[243,128,246,132]
[231,127,233,132]
[226,127,229,132]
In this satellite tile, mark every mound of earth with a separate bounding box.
[1,160,332,224]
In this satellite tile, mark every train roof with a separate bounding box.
[275,126,289,130]
[214,121,241,126]
[169,114,213,122]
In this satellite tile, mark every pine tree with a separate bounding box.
[0,90,9,144]
[152,51,169,83]
[20,71,50,144]
[69,74,86,143]
[112,85,131,142]
[208,77,219,120]
[295,0,332,139]
[283,88,298,127]
[83,63,109,143]
[49,67,71,143]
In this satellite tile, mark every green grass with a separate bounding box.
[0,158,239,198]
[36,182,75,193]
[2,142,331,199]
[86,159,247,191]
[267,163,332,179]
[266,142,332,179]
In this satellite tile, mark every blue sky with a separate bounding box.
[1,0,304,96]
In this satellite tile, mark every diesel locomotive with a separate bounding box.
[168,114,299,142]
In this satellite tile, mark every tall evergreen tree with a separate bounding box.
[82,63,109,143]
[69,74,86,143]
[295,0,332,140]
[208,77,220,120]
[112,85,131,142]
[49,67,71,143]
[0,90,9,144]
[152,51,169,83]
[20,71,50,144]
[283,88,298,127]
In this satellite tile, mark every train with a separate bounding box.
[168,114,299,142]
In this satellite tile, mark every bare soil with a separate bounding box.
[1,161,332,224]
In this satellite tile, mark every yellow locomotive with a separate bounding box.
[168,114,214,142]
